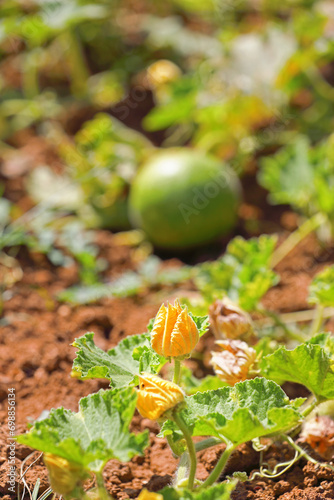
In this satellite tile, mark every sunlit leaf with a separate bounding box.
[160,378,302,447]
[72,332,166,387]
[17,388,149,473]
[262,342,334,400]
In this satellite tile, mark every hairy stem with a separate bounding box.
[173,412,197,490]
[195,437,221,452]
[200,444,234,489]
[301,396,319,418]
[271,213,325,269]
[95,472,111,500]
[173,359,181,385]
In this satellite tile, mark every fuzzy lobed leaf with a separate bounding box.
[262,341,334,400]
[160,378,302,447]
[308,265,334,307]
[72,332,166,387]
[159,480,236,500]
[194,235,278,311]
[17,388,149,473]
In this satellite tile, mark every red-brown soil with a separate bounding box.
[1,137,334,500]
[1,230,334,500]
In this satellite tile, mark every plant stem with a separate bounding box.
[62,29,89,98]
[200,444,234,489]
[22,50,40,99]
[195,437,221,452]
[173,359,181,385]
[301,396,319,418]
[254,307,334,327]
[95,472,110,500]
[283,434,334,471]
[310,304,325,337]
[175,438,222,485]
[173,412,197,490]
[256,307,306,343]
[166,434,183,458]
[271,213,325,269]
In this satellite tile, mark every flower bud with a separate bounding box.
[43,453,88,498]
[137,373,185,420]
[151,300,199,358]
[137,489,163,500]
[210,339,257,386]
[146,60,181,89]
[209,298,255,342]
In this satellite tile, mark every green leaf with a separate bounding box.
[258,135,334,220]
[160,378,302,447]
[180,367,227,395]
[188,312,210,338]
[308,265,334,307]
[262,342,334,400]
[58,271,144,304]
[194,235,278,311]
[159,479,236,500]
[17,388,149,473]
[72,332,166,387]
[258,136,315,209]
[308,332,334,356]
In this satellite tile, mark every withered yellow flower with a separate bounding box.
[210,339,257,386]
[151,300,199,358]
[209,298,255,342]
[43,453,88,498]
[137,373,184,420]
[137,489,163,500]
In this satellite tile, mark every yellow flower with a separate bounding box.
[43,453,88,498]
[137,373,185,420]
[151,300,199,358]
[210,339,257,386]
[209,298,255,342]
[137,489,163,500]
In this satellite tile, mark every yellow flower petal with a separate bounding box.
[151,299,199,358]
[137,373,184,420]
[137,489,163,500]
[44,453,88,497]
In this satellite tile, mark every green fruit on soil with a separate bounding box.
[129,149,242,249]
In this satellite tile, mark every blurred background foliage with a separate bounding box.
[1,0,334,298]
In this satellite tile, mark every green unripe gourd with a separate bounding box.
[129,149,242,249]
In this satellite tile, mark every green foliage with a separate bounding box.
[194,235,278,311]
[262,339,334,400]
[160,378,303,447]
[58,256,192,304]
[17,388,149,473]
[59,113,153,230]
[188,313,210,338]
[160,480,236,500]
[182,372,228,396]
[308,265,334,307]
[72,332,166,387]
[258,135,334,224]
